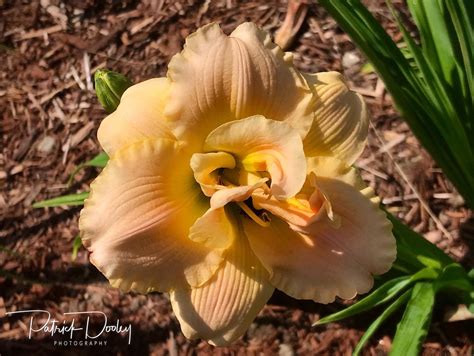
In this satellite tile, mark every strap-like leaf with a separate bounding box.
[67,152,109,185]
[388,213,453,271]
[353,290,411,356]
[71,235,82,261]
[32,192,89,208]
[314,268,437,326]
[390,282,436,356]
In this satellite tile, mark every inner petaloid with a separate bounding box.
[190,150,272,226]
[190,150,337,231]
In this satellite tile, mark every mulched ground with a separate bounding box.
[0,0,472,354]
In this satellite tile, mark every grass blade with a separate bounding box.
[388,213,453,270]
[353,290,411,356]
[314,268,437,326]
[314,276,411,325]
[67,152,109,185]
[390,282,436,355]
[71,235,82,261]
[32,192,89,208]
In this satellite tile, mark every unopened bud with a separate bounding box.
[94,69,132,113]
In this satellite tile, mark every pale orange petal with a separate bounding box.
[244,176,395,303]
[98,78,175,156]
[190,151,236,196]
[210,179,268,210]
[165,22,313,147]
[170,230,273,346]
[80,139,228,292]
[204,116,306,199]
[303,72,368,165]
[188,207,237,250]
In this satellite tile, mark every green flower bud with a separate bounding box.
[94,69,133,113]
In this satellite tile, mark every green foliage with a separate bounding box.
[315,267,438,325]
[32,192,89,208]
[353,290,411,356]
[313,215,473,355]
[391,282,435,356]
[67,152,109,185]
[71,235,82,261]
[315,2,474,351]
[319,0,474,208]
[388,212,453,272]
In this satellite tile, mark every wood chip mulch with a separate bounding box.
[1,0,472,355]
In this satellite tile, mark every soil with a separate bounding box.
[0,0,472,355]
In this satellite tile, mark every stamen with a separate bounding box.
[237,201,270,227]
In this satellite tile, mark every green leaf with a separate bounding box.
[445,0,474,144]
[314,276,411,325]
[67,152,109,185]
[314,268,437,326]
[435,263,473,293]
[32,192,89,208]
[388,213,453,272]
[353,290,411,356]
[390,282,436,356]
[71,235,82,261]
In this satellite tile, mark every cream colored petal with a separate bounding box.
[303,72,368,165]
[210,179,268,210]
[252,193,315,228]
[170,230,274,346]
[189,207,237,250]
[244,176,395,303]
[204,116,306,199]
[80,139,229,292]
[306,156,364,188]
[165,22,314,147]
[190,152,236,196]
[252,156,363,228]
[97,78,175,156]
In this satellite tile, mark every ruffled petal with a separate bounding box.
[190,152,236,196]
[210,179,268,210]
[165,22,314,147]
[188,207,237,250]
[251,156,366,227]
[306,156,365,188]
[303,72,368,165]
[79,139,229,292]
[170,228,274,346]
[244,175,395,303]
[204,116,306,199]
[97,78,175,156]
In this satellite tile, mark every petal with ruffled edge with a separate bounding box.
[170,225,274,346]
[80,139,231,293]
[244,173,395,303]
[190,152,236,196]
[210,179,268,210]
[303,72,368,165]
[98,78,175,156]
[165,22,314,147]
[204,116,306,199]
[251,156,366,227]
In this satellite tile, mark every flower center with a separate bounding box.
[190,151,272,227]
[218,170,271,227]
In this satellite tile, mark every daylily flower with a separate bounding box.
[80,22,396,345]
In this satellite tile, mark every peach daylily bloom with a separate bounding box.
[79,22,396,345]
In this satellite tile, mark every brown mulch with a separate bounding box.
[0,0,472,355]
